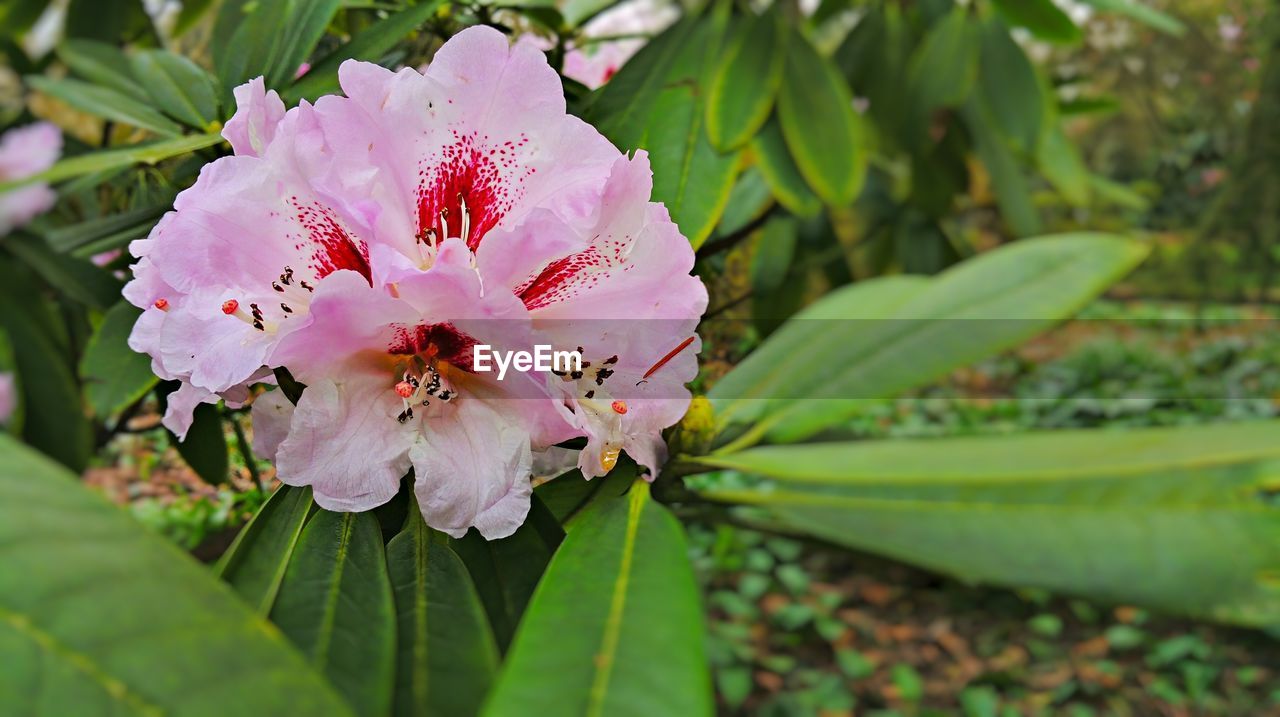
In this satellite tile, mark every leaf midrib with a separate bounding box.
[584,489,645,717]
[313,513,355,671]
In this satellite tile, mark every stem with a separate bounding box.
[228,410,263,489]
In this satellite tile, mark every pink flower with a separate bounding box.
[561,0,678,89]
[0,122,61,235]
[0,372,14,426]
[127,26,706,539]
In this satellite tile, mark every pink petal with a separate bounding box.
[222,78,287,158]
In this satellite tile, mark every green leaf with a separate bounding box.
[1038,123,1091,206]
[483,482,713,717]
[750,116,822,217]
[536,465,638,526]
[0,434,354,715]
[750,214,799,296]
[693,421,1280,626]
[709,234,1148,445]
[57,40,148,102]
[777,28,865,206]
[3,232,124,309]
[450,495,563,649]
[713,166,773,237]
[215,0,289,93]
[975,18,1043,154]
[906,9,979,134]
[386,510,499,717]
[991,0,1082,45]
[42,201,170,253]
[0,259,91,471]
[64,0,152,43]
[286,0,444,103]
[269,0,343,88]
[216,484,315,615]
[0,134,225,192]
[131,50,221,128]
[271,509,396,717]
[706,7,788,151]
[27,76,182,137]
[79,301,157,419]
[589,14,740,249]
[962,98,1041,237]
[173,402,230,484]
[1079,0,1184,36]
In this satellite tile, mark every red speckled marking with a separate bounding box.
[517,229,635,310]
[416,131,534,250]
[388,322,477,371]
[289,197,371,283]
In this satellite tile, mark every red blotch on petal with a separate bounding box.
[388,322,478,371]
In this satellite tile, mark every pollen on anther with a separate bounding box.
[611,400,628,415]
[394,381,415,398]
[221,299,240,315]
[153,298,169,311]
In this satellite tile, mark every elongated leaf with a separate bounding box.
[450,495,563,649]
[709,234,1148,445]
[484,482,713,717]
[1038,123,1091,206]
[0,134,224,191]
[975,18,1043,154]
[906,8,979,136]
[992,0,1082,44]
[173,402,230,484]
[57,40,147,101]
[706,7,787,151]
[590,14,740,248]
[4,232,123,309]
[694,421,1280,625]
[286,0,445,103]
[27,76,182,137]
[268,0,343,87]
[271,509,396,717]
[79,301,157,419]
[0,260,91,471]
[963,98,1041,237]
[1080,0,1185,36]
[777,29,864,206]
[714,166,773,237]
[750,116,822,217]
[387,511,498,717]
[131,50,221,128]
[216,0,289,93]
[43,200,170,253]
[0,435,353,715]
[216,485,315,614]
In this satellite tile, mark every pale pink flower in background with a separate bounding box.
[561,0,679,88]
[0,122,61,235]
[127,26,706,539]
[0,373,14,426]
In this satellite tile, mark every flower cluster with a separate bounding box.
[126,27,706,539]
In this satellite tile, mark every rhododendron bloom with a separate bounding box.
[0,372,14,426]
[0,122,61,235]
[126,26,705,539]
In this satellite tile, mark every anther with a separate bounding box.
[221,299,240,315]
[280,303,294,314]
[394,381,415,398]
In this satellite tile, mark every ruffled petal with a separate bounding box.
[222,77,287,158]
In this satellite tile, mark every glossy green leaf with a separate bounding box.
[992,0,1082,45]
[706,7,787,151]
[216,485,315,615]
[0,134,224,192]
[387,511,499,717]
[286,0,444,102]
[750,214,799,295]
[777,29,864,206]
[590,15,740,249]
[64,0,151,43]
[43,201,170,253]
[1038,123,1091,206]
[1079,0,1184,36]
[483,483,713,717]
[27,76,182,137]
[906,9,979,128]
[173,402,230,484]
[963,98,1041,237]
[131,50,221,128]
[0,260,91,471]
[271,509,396,717]
[694,421,1280,625]
[713,166,774,237]
[4,232,123,309]
[215,0,289,93]
[709,234,1148,445]
[976,18,1043,153]
[450,495,563,649]
[79,301,157,420]
[57,40,147,102]
[268,0,343,87]
[0,435,354,715]
[751,116,822,217]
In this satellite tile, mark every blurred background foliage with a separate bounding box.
[3,0,1280,715]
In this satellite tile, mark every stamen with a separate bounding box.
[458,194,470,243]
[395,381,415,398]
[600,447,621,472]
[280,303,294,314]
[154,298,169,311]
[221,299,240,315]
